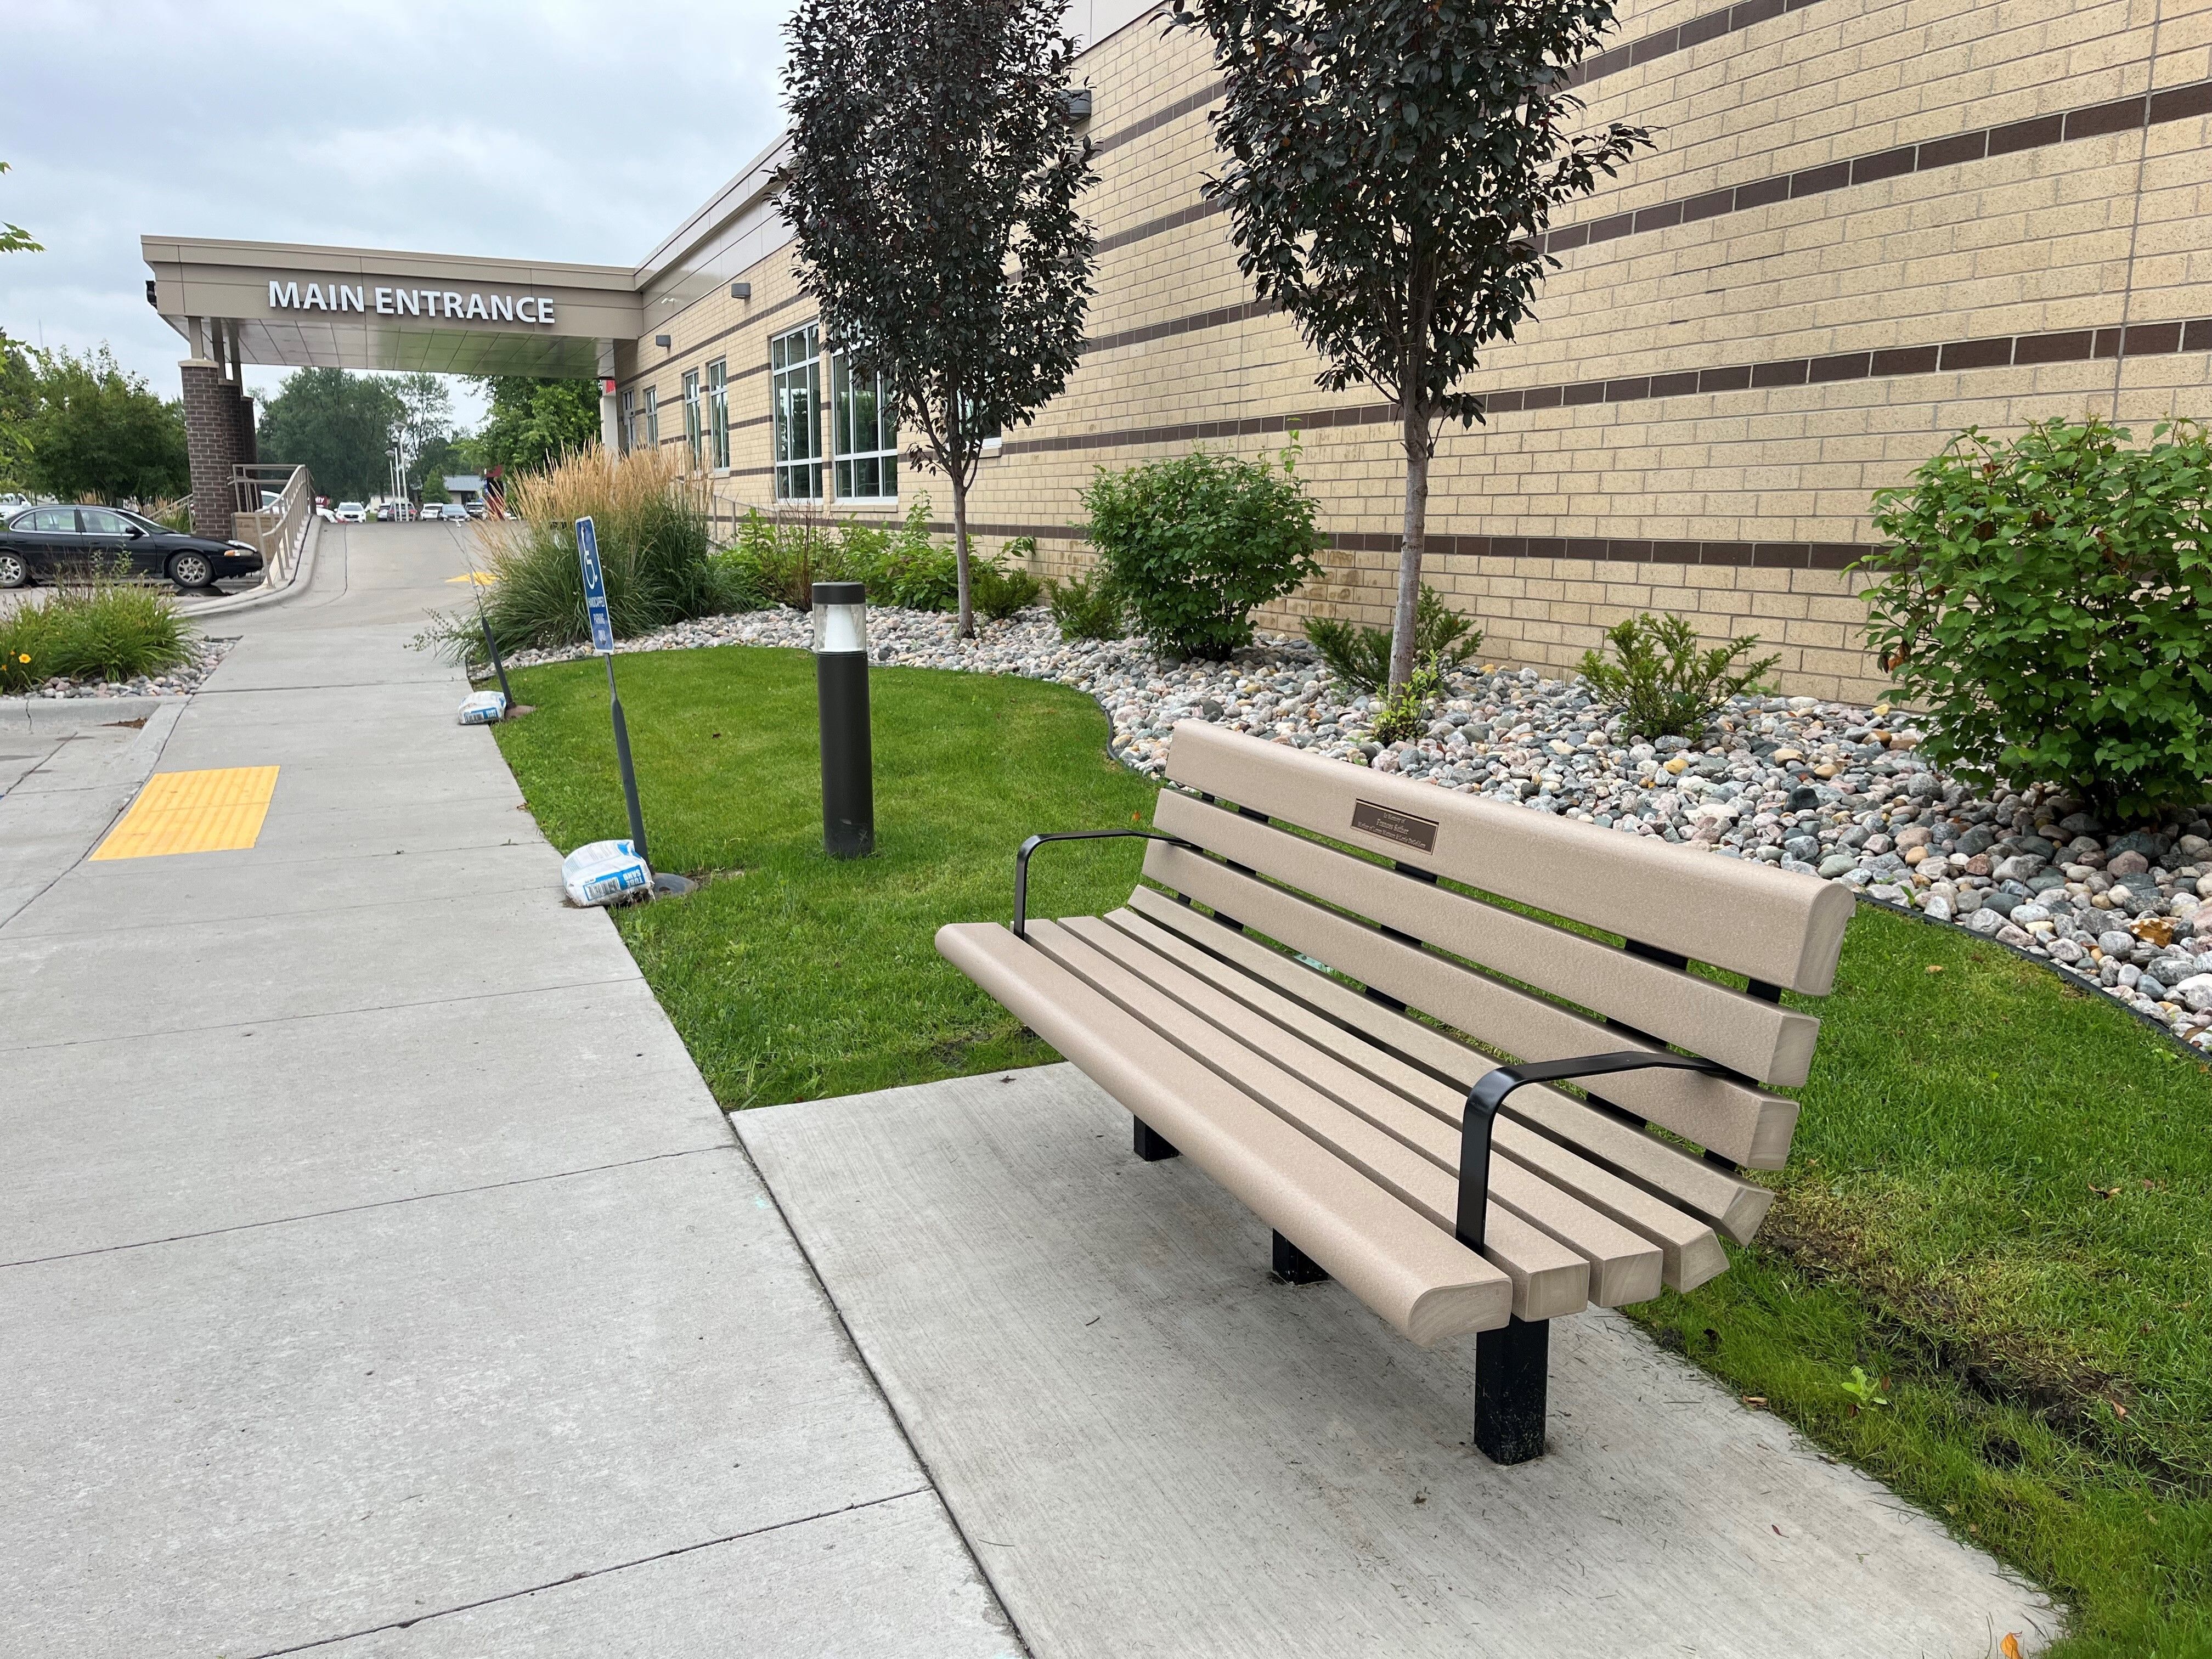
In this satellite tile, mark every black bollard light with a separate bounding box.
[812,580,874,859]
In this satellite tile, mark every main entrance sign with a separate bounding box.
[266,279,558,325]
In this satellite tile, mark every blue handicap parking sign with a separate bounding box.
[575,516,615,656]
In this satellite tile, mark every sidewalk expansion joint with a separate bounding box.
[1,1145,735,1269]
[0,974,642,1056]
[238,1486,939,1657]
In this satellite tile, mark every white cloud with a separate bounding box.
[0,0,792,413]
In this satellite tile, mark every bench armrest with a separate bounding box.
[1014,830,1198,940]
[1457,1050,1729,1252]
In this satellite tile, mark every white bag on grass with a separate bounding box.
[562,839,653,907]
[457,690,507,725]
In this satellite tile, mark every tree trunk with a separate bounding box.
[951,469,975,639]
[1388,404,1431,692]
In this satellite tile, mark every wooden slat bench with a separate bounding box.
[938,721,1852,1462]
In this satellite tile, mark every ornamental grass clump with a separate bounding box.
[436,446,715,659]
[0,565,195,692]
[1578,611,1779,739]
[1862,417,2212,823]
[1082,447,1322,658]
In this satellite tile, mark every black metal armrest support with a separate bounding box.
[1455,1050,1729,1252]
[1013,830,1197,939]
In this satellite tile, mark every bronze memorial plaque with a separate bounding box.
[1351,798,1438,854]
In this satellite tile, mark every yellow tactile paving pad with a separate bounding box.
[91,766,280,861]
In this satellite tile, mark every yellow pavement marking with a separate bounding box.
[91,766,280,860]
[445,572,495,585]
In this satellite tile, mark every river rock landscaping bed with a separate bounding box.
[15,635,237,699]
[502,603,2212,1051]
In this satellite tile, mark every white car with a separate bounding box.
[335,501,368,523]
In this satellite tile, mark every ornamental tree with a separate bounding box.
[1171,0,1651,689]
[778,0,1095,636]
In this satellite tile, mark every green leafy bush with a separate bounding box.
[1578,612,1778,739]
[1045,570,1124,641]
[0,568,195,692]
[1305,584,1481,692]
[971,558,1042,622]
[1863,417,2212,821]
[1370,657,1444,744]
[1082,447,1322,658]
[869,499,959,611]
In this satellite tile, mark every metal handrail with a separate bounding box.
[229,463,314,589]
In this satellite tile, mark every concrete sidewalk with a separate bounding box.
[0,525,1018,1658]
[740,1065,2059,1659]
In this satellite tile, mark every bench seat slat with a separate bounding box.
[1152,789,1821,1087]
[1164,720,1854,995]
[1096,907,1730,1289]
[1024,921,1594,1321]
[1123,886,1775,1246]
[1059,916,1665,1306]
[1141,843,1801,1169]
[936,921,1514,1344]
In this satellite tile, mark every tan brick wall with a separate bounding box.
[625,0,2211,704]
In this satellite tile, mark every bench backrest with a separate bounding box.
[1139,721,1854,1171]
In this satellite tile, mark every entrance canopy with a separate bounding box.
[143,235,646,377]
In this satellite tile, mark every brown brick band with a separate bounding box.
[1087,0,1830,158]
[1015,313,2212,456]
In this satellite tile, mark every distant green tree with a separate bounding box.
[467,377,599,473]
[257,368,404,501]
[21,347,189,504]
[0,342,36,487]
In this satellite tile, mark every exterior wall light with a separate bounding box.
[730,281,752,301]
[811,581,873,859]
[655,334,672,349]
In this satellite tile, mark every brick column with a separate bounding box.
[233,385,257,469]
[180,359,237,540]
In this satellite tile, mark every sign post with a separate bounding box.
[576,516,662,882]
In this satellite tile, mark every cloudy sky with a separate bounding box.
[2,0,792,425]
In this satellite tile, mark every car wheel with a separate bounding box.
[167,551,215,590]
[0,551,26,589]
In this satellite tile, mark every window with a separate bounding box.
[78,509,131,535]
[707,358,730,471]
[682,369,703,467]
[832,354,898,501]
[619,388,636,455]
[771,323,822,500]
[29,507,77,534]
[644,386,660,449]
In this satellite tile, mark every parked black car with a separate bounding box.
[0,506,264,592]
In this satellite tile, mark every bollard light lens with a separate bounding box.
[810,582,868,654]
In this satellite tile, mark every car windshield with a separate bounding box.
[338,503,364,512]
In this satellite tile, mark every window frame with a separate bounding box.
[681,369,703,467]
[771,323,822,501]
[644,386,660,450]
[619,387,637,455]
[707,358,730,471]
[831,352,899,504]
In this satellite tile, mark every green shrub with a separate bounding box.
[1082,447,1322,658]
[1305,584,1481,692]
[1578,612,1779,739]
[1863,417,2212,821]
[1370,657,1444,744]
[1045,570,1124,641]
[0,569,195,692]
[971,558,1042,622]
[868,498,959,611]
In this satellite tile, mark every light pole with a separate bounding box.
[812,581,873,859]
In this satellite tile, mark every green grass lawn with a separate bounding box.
[496,645,2210,1656]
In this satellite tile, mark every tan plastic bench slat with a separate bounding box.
[936,922,1513,1344]
[1141,844,1800,1169]
[1025,920,1593,1320]
[1060,915,1664,1306]
[1152,789,1820,1087]
[1096,907,1730,1289]
[1164,720,1853,995]
[1123,886,1775,1245]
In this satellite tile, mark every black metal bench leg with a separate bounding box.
[1271,1231,1328,1284]
[1474,1316,1549,1464]
[1132,1117,1180,1162]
